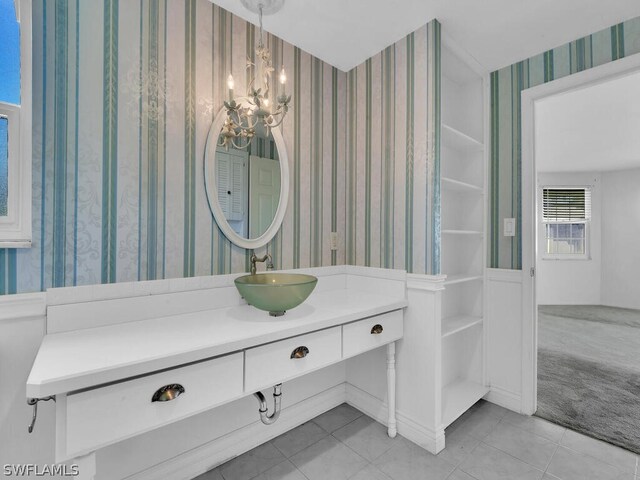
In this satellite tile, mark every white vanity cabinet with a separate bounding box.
[245,327,343,392]
[245,310,405,393]
[342,310,403,359]
[26,266,407,479]
[53,313,403,463]
[60,353,245,460]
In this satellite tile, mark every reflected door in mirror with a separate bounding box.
[249,155,281,238]
[212,136,281,240]
[215,147,248,237]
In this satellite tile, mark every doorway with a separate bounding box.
[520,53,640,454]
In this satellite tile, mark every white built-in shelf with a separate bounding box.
[442,177,484,194]
[442,315,483,338]
[442,379,489,427]
[442,229,483,236]
[442,123,484,153]
[442,43,483,86]
[443,274,483,286]
[440,37,487,438]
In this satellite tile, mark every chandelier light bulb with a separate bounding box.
[279,67,287,85]
[227,74,235,102]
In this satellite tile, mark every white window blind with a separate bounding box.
[542,187,591,223]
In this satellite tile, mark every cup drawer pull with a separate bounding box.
[151,384,185,402]
[370,324,384,335]
[290,346,310,359]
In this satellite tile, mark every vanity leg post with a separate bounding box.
[386,341,397,438]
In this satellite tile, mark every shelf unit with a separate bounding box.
[440,37,488,429]
[441,124,484,153]
[441,230,484,236]
[442,378,487,427]
[442,177,483,194]
[441,229,483,236]
[442,315,483,338]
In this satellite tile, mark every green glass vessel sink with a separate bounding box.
[234,273,318,316]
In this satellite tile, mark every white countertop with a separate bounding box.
[27,289,407,398]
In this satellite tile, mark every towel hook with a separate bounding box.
[27,396,55,433]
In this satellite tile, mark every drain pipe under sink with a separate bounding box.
[253,384,282,425]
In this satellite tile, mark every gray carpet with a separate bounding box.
[537,305,640,454]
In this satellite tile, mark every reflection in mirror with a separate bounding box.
[214,129,281,240]
[205,107,289,250]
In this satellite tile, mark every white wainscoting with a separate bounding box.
[0,293,53,470]
[485,268,524,413]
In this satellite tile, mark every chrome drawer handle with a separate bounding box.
[291,346,310,359]
[151,384,185,402]
[371,324,384,335]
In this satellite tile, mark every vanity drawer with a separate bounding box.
[244,327,341,392]
[342,310,403,358]
[61,352,243,459]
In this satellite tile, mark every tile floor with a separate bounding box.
[194,400,640,480]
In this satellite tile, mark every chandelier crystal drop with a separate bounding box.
[219,3,290,150]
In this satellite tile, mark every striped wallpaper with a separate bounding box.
[489,16,640,269]
[0,0,441,294]
[346,20,441,275]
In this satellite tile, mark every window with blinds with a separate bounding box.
[541,187,591,257]
[542,188,591,222]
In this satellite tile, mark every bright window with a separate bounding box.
[0,0,21,104]
[541,187,591,259]
[0,115,11,216]
[0,0,31,246]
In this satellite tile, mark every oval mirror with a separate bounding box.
[204,107,289,250]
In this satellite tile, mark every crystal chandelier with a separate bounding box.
[219,1,290,150]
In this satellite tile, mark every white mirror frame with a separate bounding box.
[203,107,290,250]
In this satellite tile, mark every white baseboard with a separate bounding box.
[395,411,445,454]
[345,384,444,454]
[345,382,388,425]
[484,386,522,413]
[126,384,346,480]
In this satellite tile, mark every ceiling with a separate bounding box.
[209,0,640,72]
[536,69,640,173]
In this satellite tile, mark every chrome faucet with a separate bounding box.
[250,252,274,275]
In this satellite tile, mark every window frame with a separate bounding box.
[538,185,591,261]
[0,0,32,247]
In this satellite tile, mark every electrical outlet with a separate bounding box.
[330,232,338,251]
